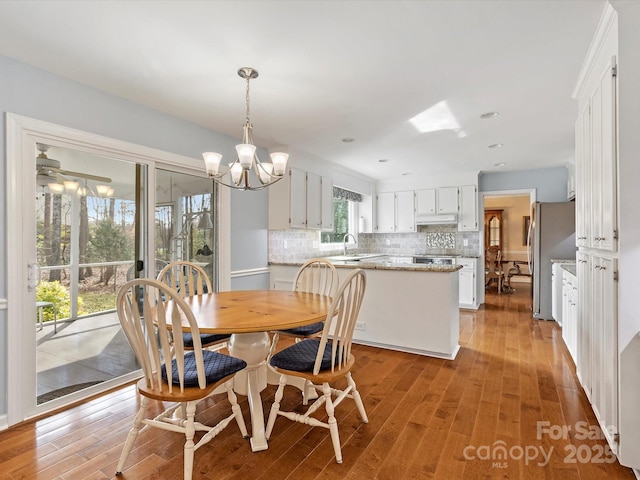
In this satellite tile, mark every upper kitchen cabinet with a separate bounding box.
[416,187,459,216]
[458,185,478,231]
[437,186,459,214]
[415,189,436,215]
[590,58,617,252]
[376,190,415,233]
[269,167,333,231]
[575,104,591,248]
[575,57,617,252]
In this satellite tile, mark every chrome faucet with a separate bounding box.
[343,233,357,255]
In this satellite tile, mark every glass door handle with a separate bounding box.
[27,261,39,292]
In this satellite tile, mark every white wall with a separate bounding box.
[479,166,568,201]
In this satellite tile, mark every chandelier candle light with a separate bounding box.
[203,67,289,191]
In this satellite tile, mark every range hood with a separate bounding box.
[415,214,458,225]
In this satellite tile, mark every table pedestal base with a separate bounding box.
[228,331,319,452]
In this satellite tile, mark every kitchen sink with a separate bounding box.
[326,254,387,262]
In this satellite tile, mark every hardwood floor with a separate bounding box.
[1,285,636,479]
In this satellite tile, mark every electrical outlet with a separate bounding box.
[284,240,288,249]
[355,321,366,331]
[463,239,468,246]
[385,239,391,246]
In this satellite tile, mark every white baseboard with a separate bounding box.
[0,414,7,432]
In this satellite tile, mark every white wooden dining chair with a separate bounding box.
[269,258,339,350]
[115,278,248,480]
[268,258,339,403]
[157,261,231,349]
[265,269,368,464]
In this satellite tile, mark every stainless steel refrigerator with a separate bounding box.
[527,201,576,320]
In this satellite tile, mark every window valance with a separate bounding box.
[333,186,362,202]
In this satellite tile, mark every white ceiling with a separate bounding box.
[0,0,605,181]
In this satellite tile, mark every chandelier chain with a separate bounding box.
[245,74,251,126]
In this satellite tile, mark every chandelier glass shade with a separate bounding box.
[203,67,289,191]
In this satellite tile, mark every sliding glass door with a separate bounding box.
[35,146,141,404]
[6,113,223,424]
[155,169,216,287]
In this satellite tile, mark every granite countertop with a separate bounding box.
[561,264,577,276]
[270,259,462,273]
[550,259,576,264]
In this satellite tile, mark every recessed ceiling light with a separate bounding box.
[378,159,390,163]
[480,112,500,119]
[402,172,411,176]
[494,162,506,167]
[342,138,355,143]
[488,143,503,149]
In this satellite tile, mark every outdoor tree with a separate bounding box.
[87,218,133,286]
[48,194,63,281]
[79,195,91,280]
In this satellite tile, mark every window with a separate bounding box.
[321,187,361,246]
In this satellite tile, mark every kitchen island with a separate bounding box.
[270,257,461,360]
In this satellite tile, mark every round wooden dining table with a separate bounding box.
[166,290,332,452]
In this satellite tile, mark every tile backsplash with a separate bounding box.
[269,224,481,263]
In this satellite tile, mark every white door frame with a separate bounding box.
[5,113,231,425]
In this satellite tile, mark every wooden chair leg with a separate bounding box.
[183,401,197,480]
[226,380,249,437]
[322,382,342,464]
[266,375,287,439]
[116,396,149,475]
[347,373,368,423]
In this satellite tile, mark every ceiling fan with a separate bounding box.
[36,143,112,187]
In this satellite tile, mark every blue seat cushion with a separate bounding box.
[279,321,324,337]
[270,339,335,372]
[182,332,231,348]
[162,350,247,387]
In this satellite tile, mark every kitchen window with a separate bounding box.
[320,187,361,246]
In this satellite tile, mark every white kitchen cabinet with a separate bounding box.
[590,254,618,450]
[576,252,591,395]
[321,174,334,231]
[575,105,590,248]
[576,59,617,251]
[438,186,459,214]
[376,191,415,233]
[561,269,577,363]
[415,189,436,215]
[456,257,476,308]
[574,252,619,451]
[270,264,298,291]
[458,185,478,231]
[376,192,396,232]
[416,187,459,217]
[590,60,617,252]
[305,171,322,229]
[269,167,333,231]
[289,167,307,228]
[552,263,562,325]
[396,190,415,232]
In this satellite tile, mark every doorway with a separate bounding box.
[481,189,535,304]
[6,113,225,425]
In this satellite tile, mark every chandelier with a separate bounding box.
[202,67,289,191]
